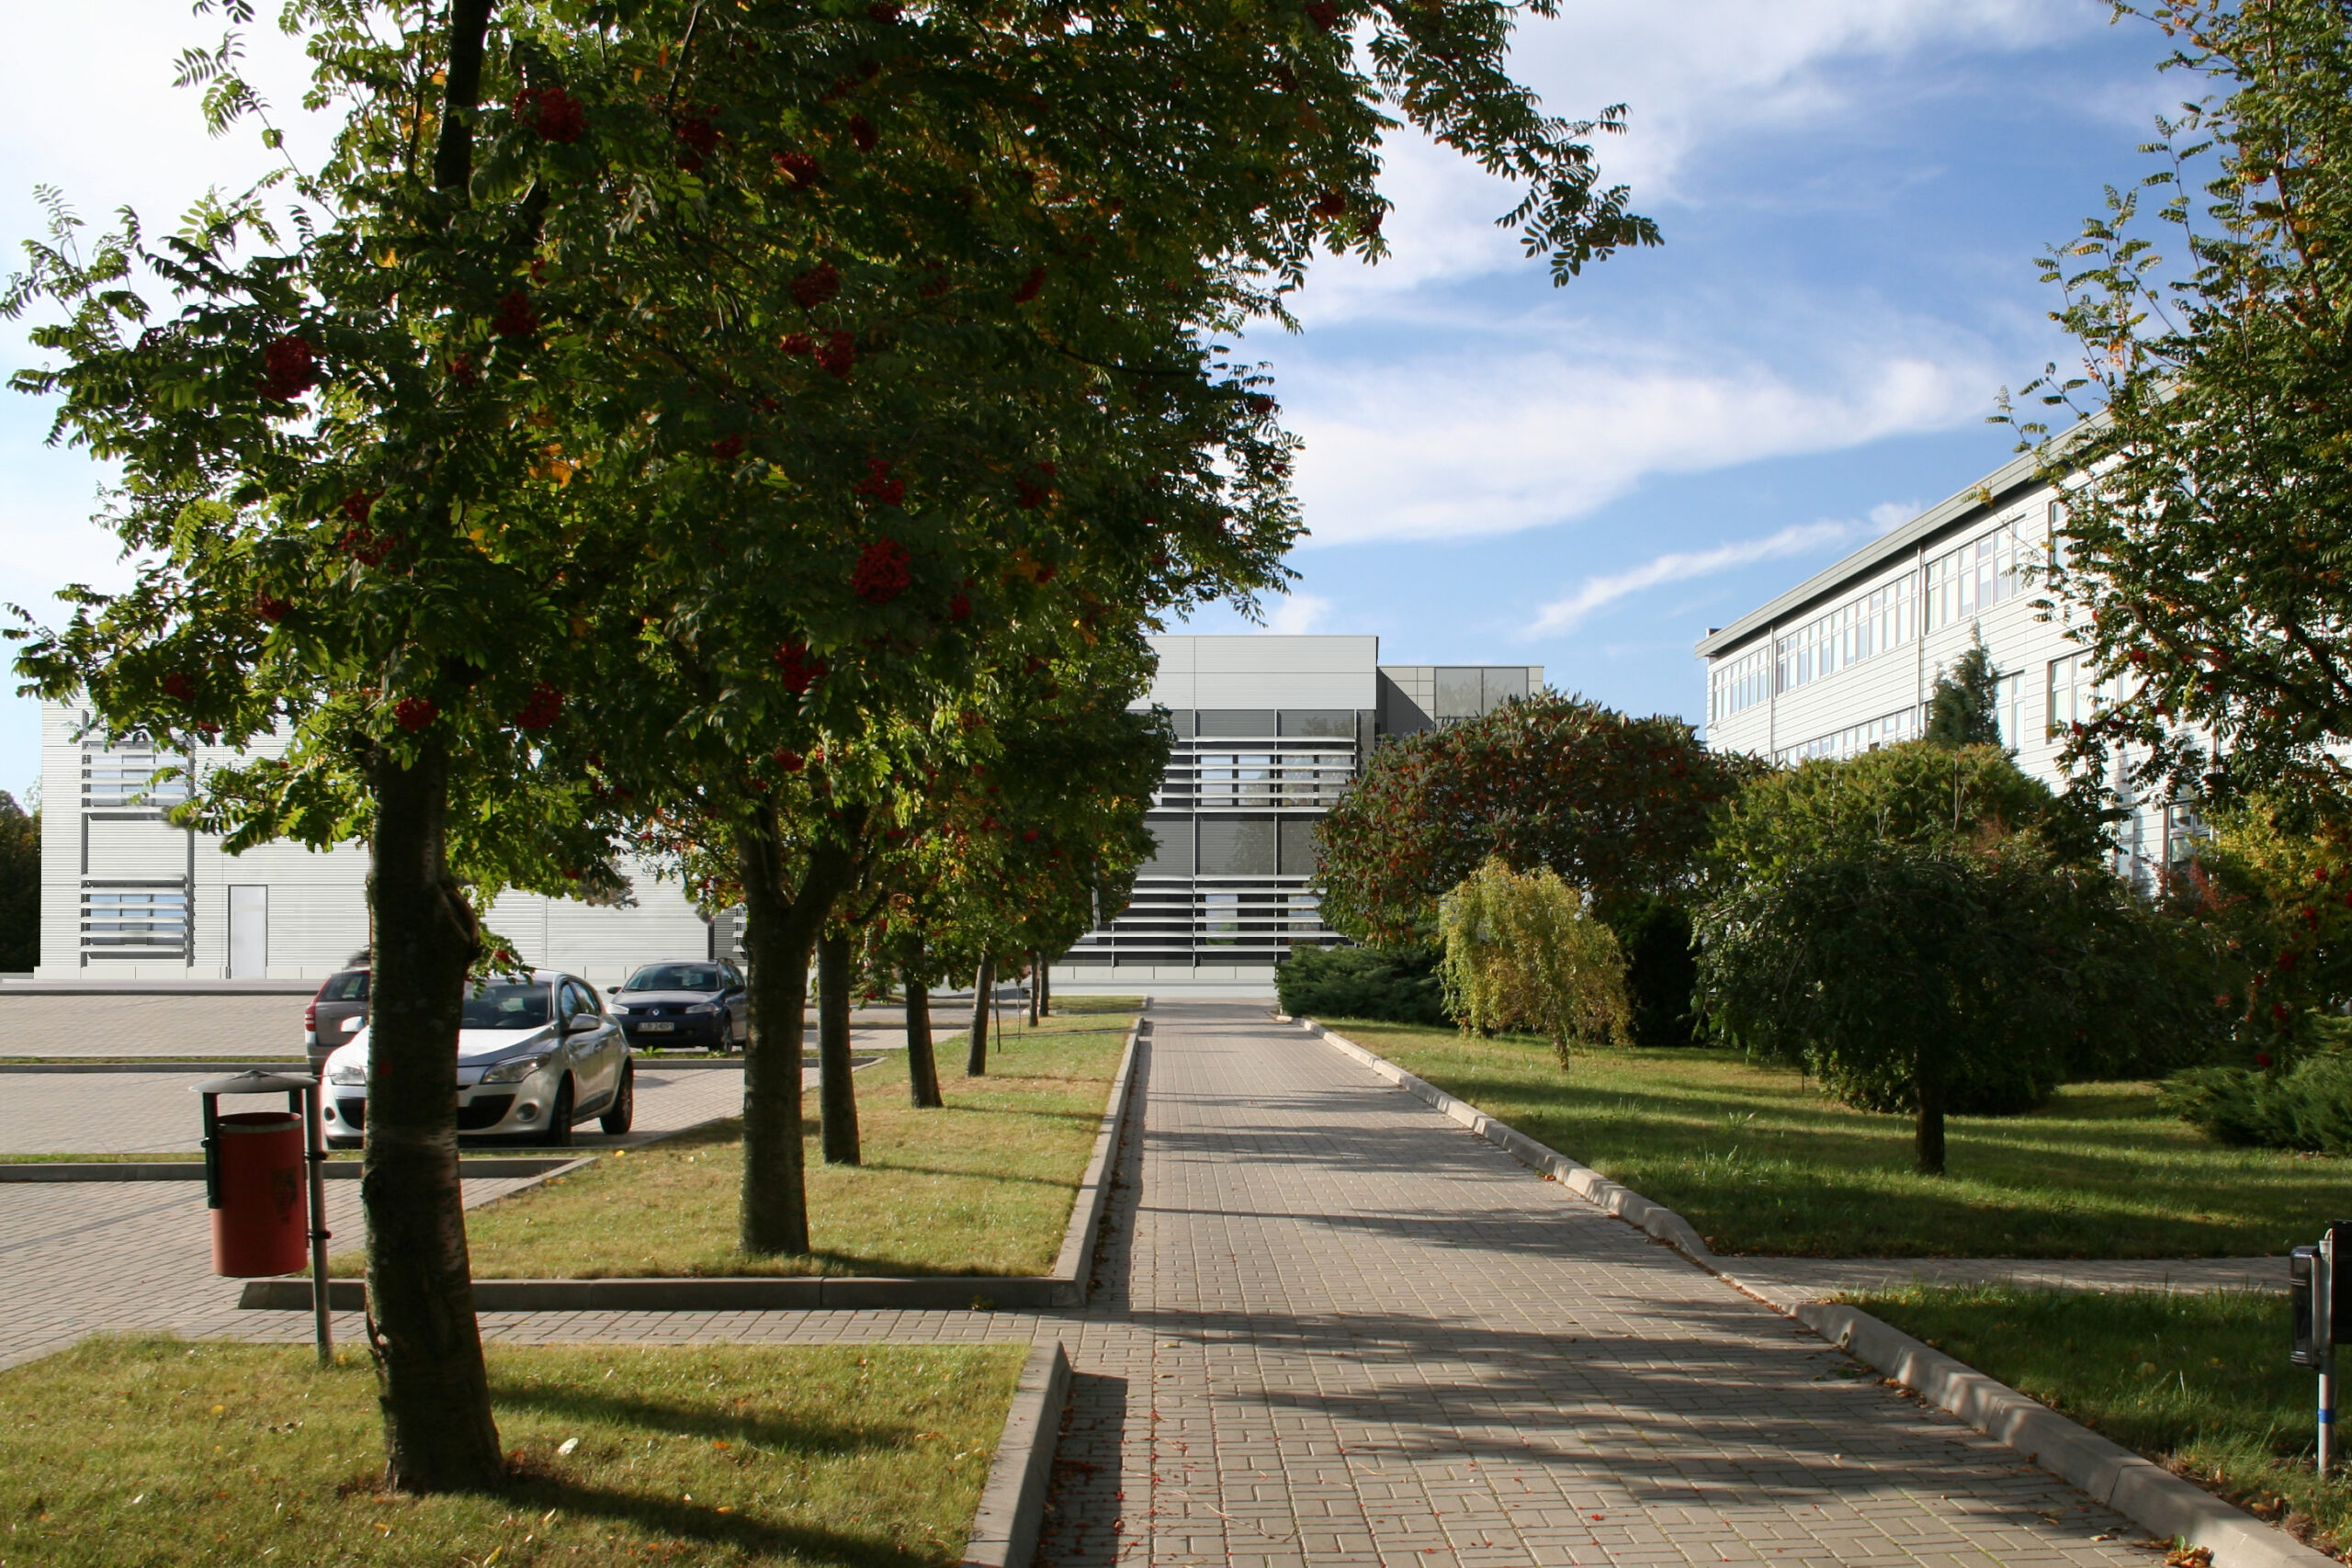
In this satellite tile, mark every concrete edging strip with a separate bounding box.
[960,1340,1072,1568]
[240,1012,1147,1314]
[1297,1015,2335,1568]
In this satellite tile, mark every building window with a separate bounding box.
[1995,671,2027,751]
[2046,652,2116,738]
[1709,646,1770,723]
[1775,706,1921,765]
[1770,570,1920,697]
[82,884,188,956]
[82,735,189,809]
[1927,519,2036,632]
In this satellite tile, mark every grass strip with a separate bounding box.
[0,1335,1023,1567]
[369,997,1135,1280]
[1326,1021,2345,1258]
[1854,1283,2348,1559]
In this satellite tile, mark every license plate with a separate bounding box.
[639,1021,674,1032]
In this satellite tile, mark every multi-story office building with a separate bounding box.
[1696,446,2185,878]
[1053,636,1542,991]
[32,636,1540,989]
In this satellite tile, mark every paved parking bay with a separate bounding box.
[0,993,312,1058]
[0,1066,752,1156]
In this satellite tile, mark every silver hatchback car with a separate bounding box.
[321,970,634,1148]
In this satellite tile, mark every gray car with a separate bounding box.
[304,964,370,1069]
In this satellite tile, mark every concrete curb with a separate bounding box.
[1296,1016,2336,1568]
[961,1340,1073,1568]
[0,1156,575,1183]
[240,1012,1147,1315]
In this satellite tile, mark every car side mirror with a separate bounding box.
[567,1013,601,1034]
[605,985,618,994]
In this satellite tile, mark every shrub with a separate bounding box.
[1438,857,1629,1067]
[1273,944,1448,1027]
[1606,895,1696,1048]
[2161,1052,2352,1153]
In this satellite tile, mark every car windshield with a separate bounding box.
[626,964,722,993]
[460,982,551,1029]
[320,970,369,1001]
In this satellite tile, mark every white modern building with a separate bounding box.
[33,699,707,983]
[1695,446,2188,878]
[1053,636,1542,992]
[38,635,1541,989]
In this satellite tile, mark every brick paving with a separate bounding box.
[0,993,312,1058]
[0,1001,2192,1563]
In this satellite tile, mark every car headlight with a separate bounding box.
[479,1053,552,1085]
[327,1064,366,1086]
[608,1003,630,1015]
[684,1003,718,1016]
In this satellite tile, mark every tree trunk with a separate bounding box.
[362,738,503,1494]
[1039,959,1050,1019]
[966,953,993,1077]
[1915,1047,1948,1177]
[1028,952,1041,1027]
[817,931,859,1165]
[734,810,830,1254]
[904,966,942,1109]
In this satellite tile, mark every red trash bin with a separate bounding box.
[210,1111,311,1277]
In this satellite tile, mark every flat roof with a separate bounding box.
[1692,437,2072,661]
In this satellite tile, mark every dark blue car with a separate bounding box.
[607,959,748,1053]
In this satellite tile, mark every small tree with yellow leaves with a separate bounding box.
[1438,857,1630,1068]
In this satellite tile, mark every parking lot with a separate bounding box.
[0,988,924,1059]
[0,1064,754,1156]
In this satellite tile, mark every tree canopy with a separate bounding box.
[2009,0,2352,814]
[5,0,1654,1494]
[1315,692,1747,948]
[1696,741,2221,1175]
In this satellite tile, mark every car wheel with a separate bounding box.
[599,1062,636,1135]
[540,1077,575,1148]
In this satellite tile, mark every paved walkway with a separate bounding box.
[0,1001,2211,1563]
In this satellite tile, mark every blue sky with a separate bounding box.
[0,1,2183,800]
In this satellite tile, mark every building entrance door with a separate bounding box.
[228,886,268,977]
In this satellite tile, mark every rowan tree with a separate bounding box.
[4,0,1656,1473]
[2009,0,2352,814]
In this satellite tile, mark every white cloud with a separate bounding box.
[1294,0,2104,321]
[1263,593,1336,635]
[1868,500,1920,534]
[1286,323,1996,547]
[1525,520,1859,637]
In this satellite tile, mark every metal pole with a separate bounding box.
[2323,1359,2335,1476]
[300,1079,333,1365]
[2324,1227,2338,1477]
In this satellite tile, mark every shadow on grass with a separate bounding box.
[502,1471,936,1567]
[492,1380,917,1456]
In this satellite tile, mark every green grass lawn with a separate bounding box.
[1323,1021,2344,1258]
[0,1336,1022,1567]
[381,998,1135,1280]
[1857,1284,2347,1558]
